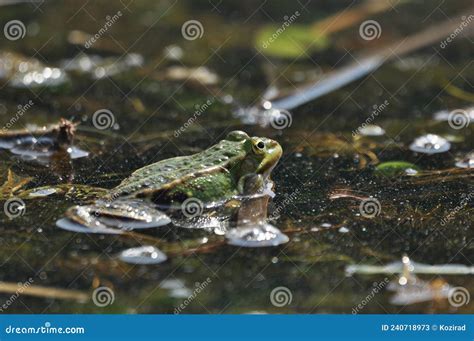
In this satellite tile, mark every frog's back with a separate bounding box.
[109,139,246,199]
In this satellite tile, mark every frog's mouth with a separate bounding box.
[256,140,283,178]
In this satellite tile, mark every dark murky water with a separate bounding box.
[0,0,473,313]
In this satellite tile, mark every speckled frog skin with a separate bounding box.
[107,130,283,204]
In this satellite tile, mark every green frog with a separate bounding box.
[56,131,282,231]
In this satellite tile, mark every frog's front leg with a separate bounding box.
[237,173,264,195]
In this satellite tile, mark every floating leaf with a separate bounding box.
[255,25,328,59]
[375,161,420,177]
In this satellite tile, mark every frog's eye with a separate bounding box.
[252,139,266,154]
[226,131,249,142]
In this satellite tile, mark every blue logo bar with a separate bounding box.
[0,315,472,340]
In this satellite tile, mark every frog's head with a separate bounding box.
[226,131,283,178]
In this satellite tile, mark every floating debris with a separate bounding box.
[163,45,184,61]
[226,223,289,247]
[388,276,452,306]
[409,134,451,154]
[386,255,453,306]
[346,256,474,276]
[0,281,88,302]
[338,226,350,233]
[159,279,191,298]
[62,53,143,79]
[28,187,57,198]
[0,119,88,162]
[375,161,420,177]
[455,152,474,168]
[118,246,167,265]
[0,51,69,89]
[164,66,219,86]
[357,124,385,137]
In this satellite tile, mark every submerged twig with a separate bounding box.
[0,281,89,301]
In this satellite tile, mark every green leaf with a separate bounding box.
[255,24,328,59]
[375,161,420,178]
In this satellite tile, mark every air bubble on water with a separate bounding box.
[409,134,451,154]
[118,246,167,265]
[226,223,289,247]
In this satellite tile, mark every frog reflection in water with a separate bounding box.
[57,131,282,230]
